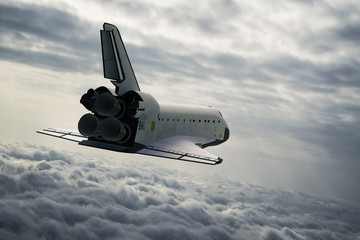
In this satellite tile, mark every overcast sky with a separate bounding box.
[0,0,360,236]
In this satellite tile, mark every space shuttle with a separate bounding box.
[37,23,229,165]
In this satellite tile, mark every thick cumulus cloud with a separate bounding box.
[0,142,359,240]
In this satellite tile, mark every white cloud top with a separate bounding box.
[0,143,359,239]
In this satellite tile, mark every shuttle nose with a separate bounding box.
[223,127,230,142]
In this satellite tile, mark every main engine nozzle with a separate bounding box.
[101,117,127,141]
[78,114,129,142]
[94,92,122,117]
[80,88,98,112]
[78,113,101,136]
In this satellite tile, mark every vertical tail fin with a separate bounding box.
[100,23,140,95]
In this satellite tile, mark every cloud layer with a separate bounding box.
[0,142,359,240]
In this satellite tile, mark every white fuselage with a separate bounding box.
[135,102,229,147]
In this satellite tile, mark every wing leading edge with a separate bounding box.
[36,128,86,142]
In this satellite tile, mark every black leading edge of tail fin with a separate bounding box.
[100,23,140,95]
